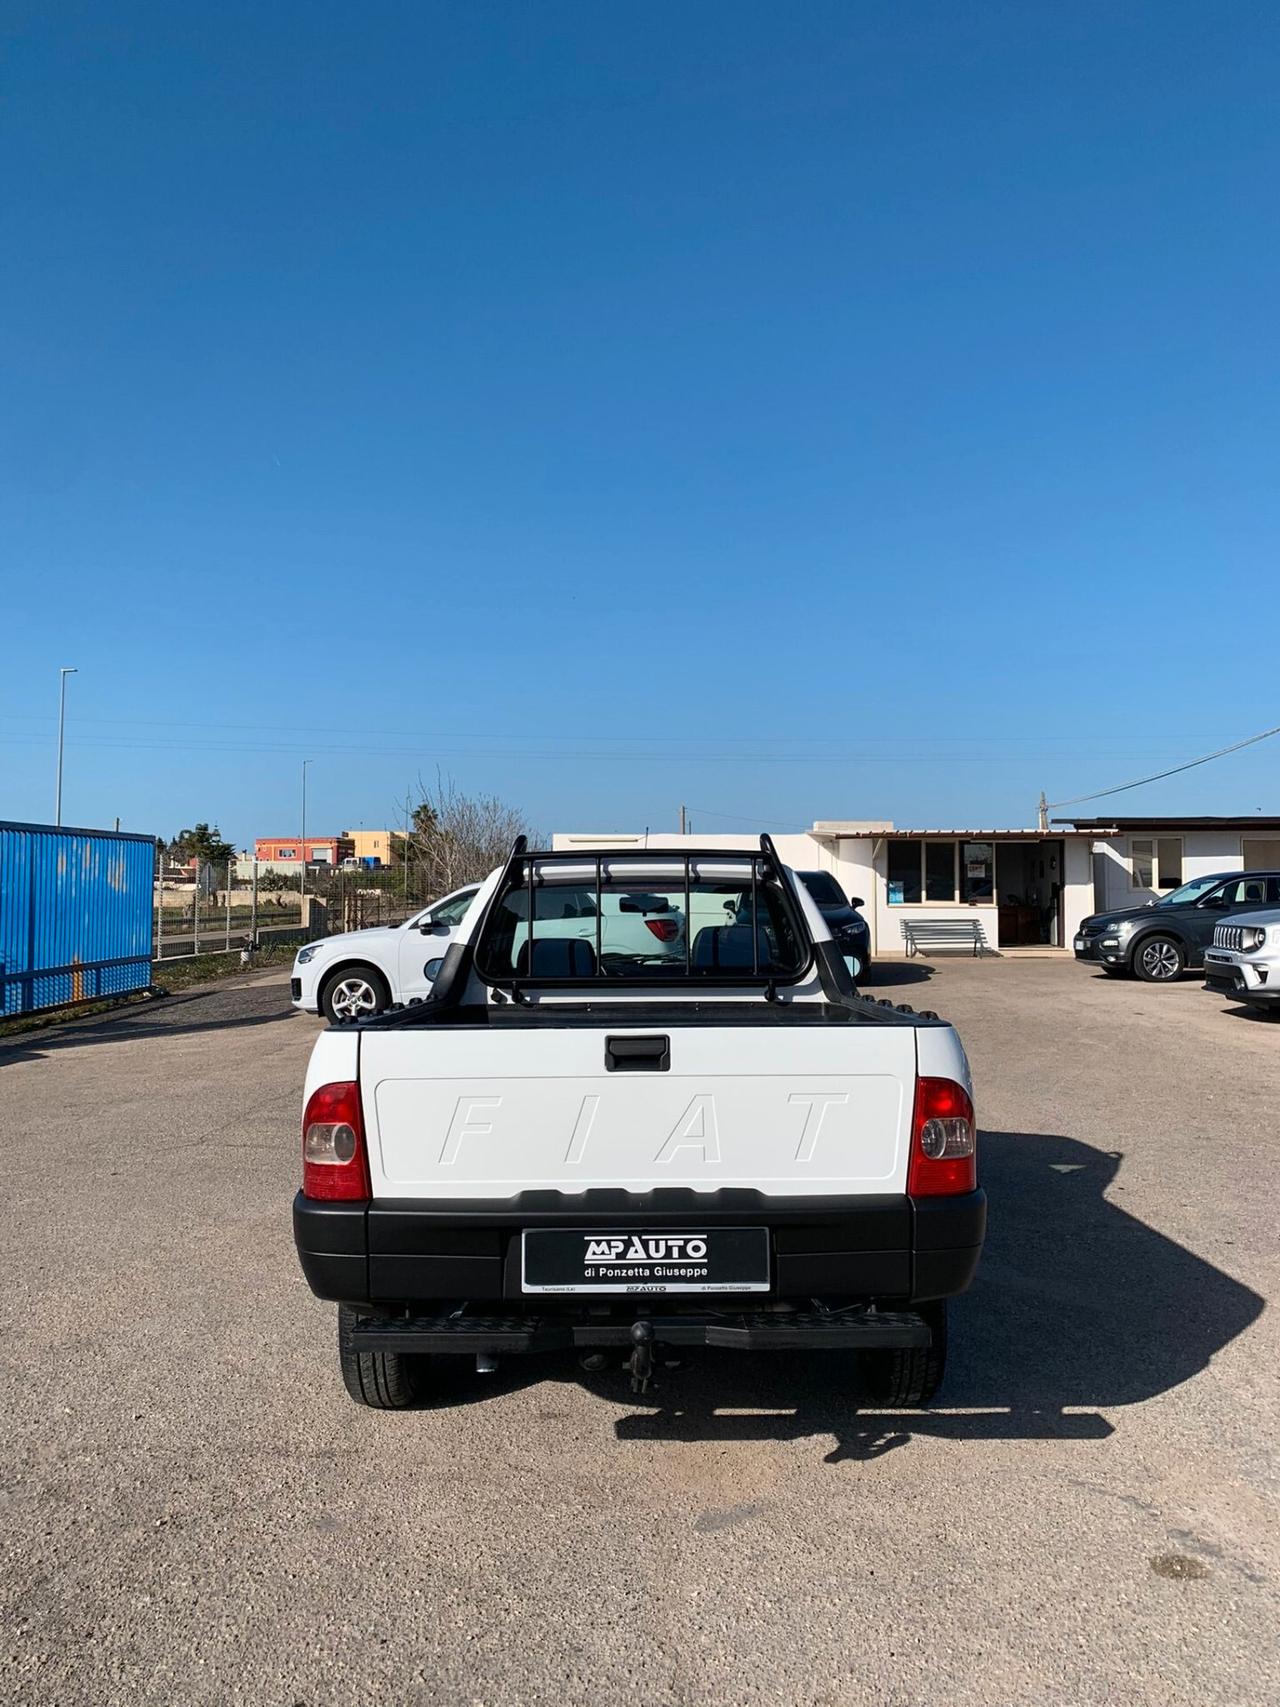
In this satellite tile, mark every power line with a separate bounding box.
[0,729,1246,767]
[1047,722,1280,811]
[686,806,811,830]
[0,709,1259,746]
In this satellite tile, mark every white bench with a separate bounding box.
[901,919,988,957]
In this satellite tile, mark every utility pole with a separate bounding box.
[301,759,312,897]
[1037,791,1048,832]
[54,666,77,826]
[679,804,687,836]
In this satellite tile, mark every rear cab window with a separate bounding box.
[474,855,808,984]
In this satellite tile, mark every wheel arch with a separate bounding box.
[1125,926,1188,967]
[319,955,389,983]
[318,959,392,1011]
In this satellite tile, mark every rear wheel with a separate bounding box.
[320,963,390,1022]
[1133,934,1184,983]
[861,1302,947,1406]
[338,1305,428,1408]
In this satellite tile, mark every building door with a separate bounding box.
[994,840,1065,945]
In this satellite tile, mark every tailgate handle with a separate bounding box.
[605,1034,670,1073]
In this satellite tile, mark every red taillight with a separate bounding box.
[908,1077,976,1197]
[645,919,679,943]
[302,1080,371,1202]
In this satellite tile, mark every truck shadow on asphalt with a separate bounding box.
[600,1128,1266,1460]
[859,962,936,988]
[0,988,299,1064]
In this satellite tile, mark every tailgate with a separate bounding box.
[359,1024,917,1198]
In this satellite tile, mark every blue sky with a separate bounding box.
[4,1,1279,846]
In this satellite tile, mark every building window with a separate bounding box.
[960,841,994,903]
[1242,837,1280,871]
[1130,837,1182,891]
[887,840,959,904]
[925,841,957,902]
[887,840,922,904]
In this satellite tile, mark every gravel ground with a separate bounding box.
[1,960,1276,1706]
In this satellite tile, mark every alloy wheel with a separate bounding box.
[1139,940,1181,981]
[330,977,380,1018]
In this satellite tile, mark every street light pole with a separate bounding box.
[55,667,78,827]
[301,759,312,897]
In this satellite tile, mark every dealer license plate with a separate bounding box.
[521,1227,770,1294]
[1073,937,1085,951]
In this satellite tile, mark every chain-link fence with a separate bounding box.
[153,856,423,963]
[303,865,421,934]
[154,857,300,962]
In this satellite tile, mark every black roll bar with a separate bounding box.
[477,835,799,987]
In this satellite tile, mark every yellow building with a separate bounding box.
[342,828,401,867]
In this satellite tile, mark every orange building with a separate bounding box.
[253,835,354,866]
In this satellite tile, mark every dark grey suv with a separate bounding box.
[797,870,872,980]
[1074,871,1280,982]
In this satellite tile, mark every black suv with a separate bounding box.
[797,870,872,979]
[1074,870,1280,982]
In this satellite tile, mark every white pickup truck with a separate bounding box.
[293,837,986,1410]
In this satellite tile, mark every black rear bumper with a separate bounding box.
[293,1187,986,1312]
[349,1308,932,1355]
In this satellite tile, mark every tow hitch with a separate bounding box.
[628,1320,655,1394]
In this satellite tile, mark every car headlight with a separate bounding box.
[1112,919,1133,937]
[1243,927,1268,952]
[295,943,322,965]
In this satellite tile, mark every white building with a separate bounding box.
[552,815,1280,957]
[1054,816,1280,916]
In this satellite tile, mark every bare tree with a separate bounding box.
[404,774,537,899]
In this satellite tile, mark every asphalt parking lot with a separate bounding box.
[2,959,1276,1706]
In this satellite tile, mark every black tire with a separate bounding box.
[861,1302,947,1406]
[1132,934,1185,984]
[320,963,390,1023]
[338,1305,427,1409]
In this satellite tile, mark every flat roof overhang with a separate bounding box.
[810,824,1108,840]
[1054,816,1280,831]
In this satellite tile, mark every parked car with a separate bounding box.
[293,837,984,1411]
[1202,908,1280,1015]
[1074,871,1280,982]
[797,869,872,979]
[290,882,481,1021]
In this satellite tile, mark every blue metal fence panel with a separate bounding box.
[0,821,157,1016]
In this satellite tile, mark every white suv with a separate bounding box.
[291,883,480,1021]
[1202,908,1280,1016]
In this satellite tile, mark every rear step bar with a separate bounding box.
[352,1309,931,1355]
